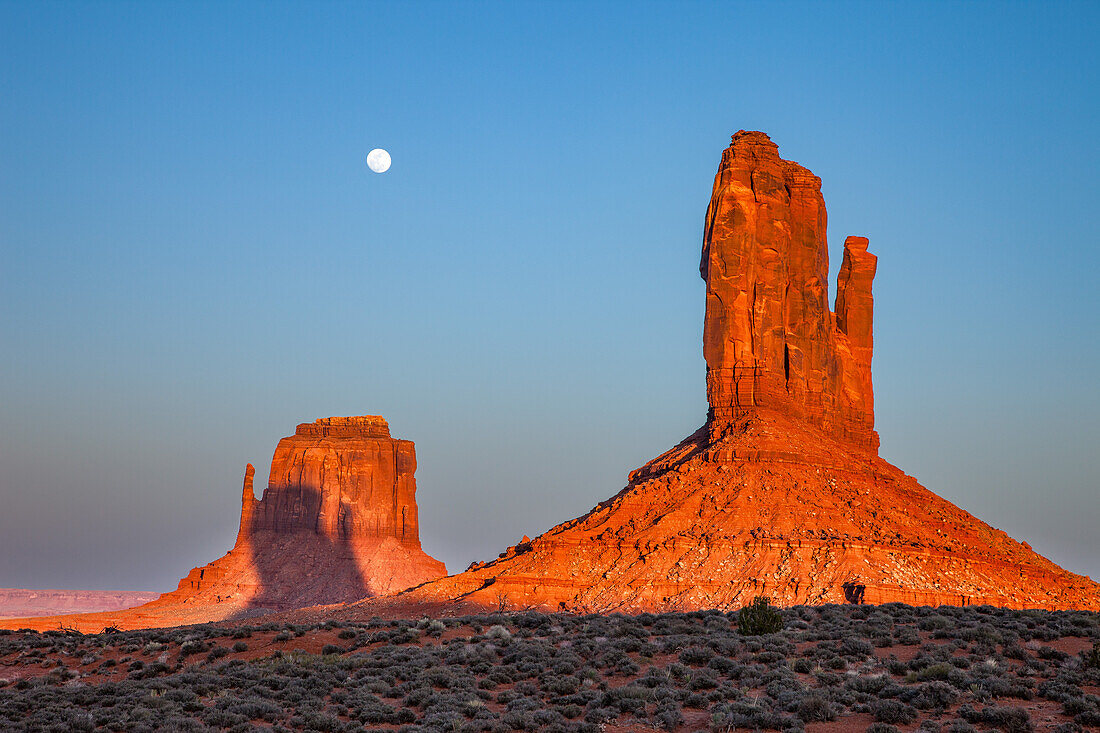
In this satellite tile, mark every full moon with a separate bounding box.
[367,148,391,173]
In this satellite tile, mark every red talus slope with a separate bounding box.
[366,131,1099,614]
[2,417,445,631]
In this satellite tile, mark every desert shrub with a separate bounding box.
[1051,724,1084,733]
[912,662,954,682]
[1034,645,1068,661]
[232,641,248,652]
[688,673,719,691]
[886,659,908,675]
[584,704,617,724]
[561,703,583,719]
[1083,641,1100,670]
[1071,705,1100,728]
[206,645,230,661]
[919,615,953,631]
[737,597,784,636]
[841,637,875,659]
[798,694,837,721]
[866,725,900,733]
[943,722,977,733]
[905,681,957,711]
[847,673,891,695]
[679,646,714,665]
[486,625,512,643]
[872,699,918,725]
[1060,691,1095,713]
[654,704,684,731]
[894,628,921,645]
[959,704,1033,732]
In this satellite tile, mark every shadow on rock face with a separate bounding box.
[131,418,447,626]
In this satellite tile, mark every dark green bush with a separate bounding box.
[737,596,784,636]
[1083,641,1100,670]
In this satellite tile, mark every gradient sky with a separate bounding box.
[2,1,1098,593]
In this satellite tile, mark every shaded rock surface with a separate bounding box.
[361,131,1099,614]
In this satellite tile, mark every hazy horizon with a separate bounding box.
[2,1,1098,594]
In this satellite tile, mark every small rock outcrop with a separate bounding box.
[371,131,1100,614]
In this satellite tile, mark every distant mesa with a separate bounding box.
[1,416,445,631]
[0,589,159,619]
[364,130,1100,614]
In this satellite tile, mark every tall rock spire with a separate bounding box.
[700,131,878,450]
[237,463,256,539]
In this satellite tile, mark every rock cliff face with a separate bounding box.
[240,417,423,546]
[2,417,446,630]
[371,131,1100,614]
[701,131,877,450]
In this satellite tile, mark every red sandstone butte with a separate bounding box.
[358,131,1100,615]
[2,416,445,631]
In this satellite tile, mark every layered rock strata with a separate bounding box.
[359,131,1099,614]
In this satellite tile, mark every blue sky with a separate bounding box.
[1,1,1098,591]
